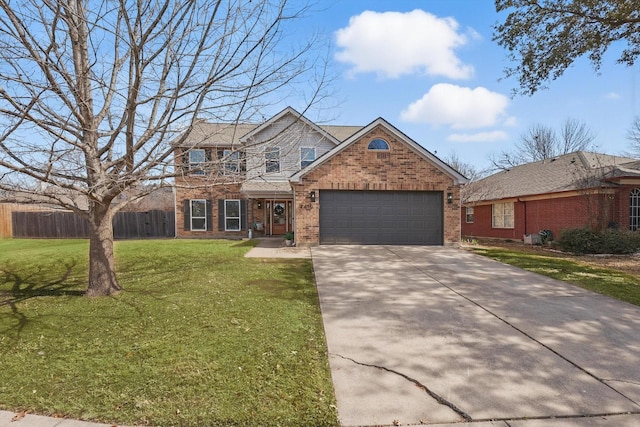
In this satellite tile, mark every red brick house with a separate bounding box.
[461,151,640,241]
[173,107,468,245]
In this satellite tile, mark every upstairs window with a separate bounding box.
[265,147,280,173]
[300,147,315,168]
[222,149,240,174]
[188,149,207,175]
[367,138,389,150]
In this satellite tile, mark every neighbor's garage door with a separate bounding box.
[319,190,443,245]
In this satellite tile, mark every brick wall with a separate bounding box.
[461,189,638,240]
[292,125,462,245]
[175,181,247,238]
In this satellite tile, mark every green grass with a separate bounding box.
[0,239,337,427]
[469,246,640,306]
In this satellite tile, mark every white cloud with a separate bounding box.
[400,83,510,129]
[605,92,621,100]
[447,131,509,143]
[335,9,474,79]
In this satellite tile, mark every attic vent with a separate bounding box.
[377,152,390,160]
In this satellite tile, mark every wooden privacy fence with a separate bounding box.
[10,210,175,239]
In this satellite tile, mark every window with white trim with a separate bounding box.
[265,147,280,173]
[189,149,206,175]
[225,199,241,231]
[492,202,514,228]
[190,199,207,231]
[465,206,474,223]
[367,138,389,150]
[631,188,640,231]
[223,149,240,174]
[300,147,315,168]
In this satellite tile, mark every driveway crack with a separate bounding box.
[332,352,472,422]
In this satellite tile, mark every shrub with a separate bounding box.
[559,228,640,255]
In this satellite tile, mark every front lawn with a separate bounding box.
[0,239,337,427]
[467,244,640,307]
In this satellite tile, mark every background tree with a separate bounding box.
[490,118,596,170]
[626,116,640,157]
[0,0,326,296]
[494,0,640,96]
[443,151,485,181]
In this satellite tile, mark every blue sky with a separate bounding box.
[281,0,640,172]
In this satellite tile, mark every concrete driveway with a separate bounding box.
[311,245,640,426]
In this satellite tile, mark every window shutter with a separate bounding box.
[218,199,225,231]
[183,200,190,230]
[206,200,213,231]
[240,199,247,230]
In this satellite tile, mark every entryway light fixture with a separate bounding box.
[447,193,453,204]
[310,191,316,202]
[257,200,262,209]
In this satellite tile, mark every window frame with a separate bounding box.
[492,202,514,229]
[465,206,474,223]
[631,188,640,231]
[367,138,390,151]
[222,149,240,175]
[224,199,241,231]
[188,149,207,175]
[265,147,280,173]
[300,147,316,168]
[190,199,207,231]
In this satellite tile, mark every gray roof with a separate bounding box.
[463,151,640,203]
[175,121,362,147]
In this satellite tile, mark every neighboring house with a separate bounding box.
[461,151,640,241]
[174,107,468,245]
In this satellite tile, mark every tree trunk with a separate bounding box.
[86,206,121,297]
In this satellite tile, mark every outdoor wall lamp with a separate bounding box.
[447,192,453,204]
[310,191,316,202]
[257,200,262,209]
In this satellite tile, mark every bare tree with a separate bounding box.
[0,0,327,296]
[490,118,596,170]
[443,151,484,181]
[626,116,640,158]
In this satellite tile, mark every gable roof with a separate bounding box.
[173,108,361,147]
[239,107,345,146]
[290,117,468,185]
[464,151,640,203]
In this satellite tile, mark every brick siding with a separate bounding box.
[292,125,462,245]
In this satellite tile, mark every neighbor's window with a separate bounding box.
[189,149,206,175]
[225,200,241,231]
[492,202,514,228]
[300,147,315,168]
[265,147,280,173]
[367,138,389,150]
[631,188,640,231]
[190,199,207,231]
[466,206,474,223]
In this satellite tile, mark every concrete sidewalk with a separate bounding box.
[244,237,311,258]
[312,245,640,426]
[0,410,131,427]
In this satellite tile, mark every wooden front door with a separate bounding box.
[266,200,291,235]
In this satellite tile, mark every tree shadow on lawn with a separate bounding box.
[0,261,85,336]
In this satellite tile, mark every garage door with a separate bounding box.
[319,190,443,245]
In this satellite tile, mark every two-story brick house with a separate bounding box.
[174,107,468,245]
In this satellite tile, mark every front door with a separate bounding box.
[266,200,292,235]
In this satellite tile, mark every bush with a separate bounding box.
[559,228,640,255]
